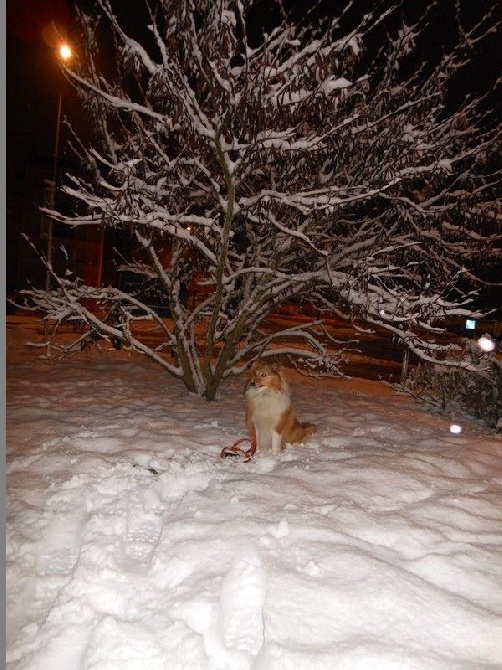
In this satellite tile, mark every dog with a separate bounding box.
[245,361,317,456]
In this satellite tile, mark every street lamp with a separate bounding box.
[45,42,72,293]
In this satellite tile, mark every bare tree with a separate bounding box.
[23,0,501,399]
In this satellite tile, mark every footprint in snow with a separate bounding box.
[36,510,84,577]
[117,512,163,573]
[218,550,267,657]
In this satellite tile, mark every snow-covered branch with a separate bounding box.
[23,0,500,399]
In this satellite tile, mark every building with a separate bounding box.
[7,137,104,297]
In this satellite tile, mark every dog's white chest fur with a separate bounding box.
[245,385,290,453]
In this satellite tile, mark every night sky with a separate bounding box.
[7,0,75,160]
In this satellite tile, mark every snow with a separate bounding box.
[6,317,502,670]
[322,76,352,94]
[347,35,361,57]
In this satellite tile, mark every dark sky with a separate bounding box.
[7,0,76,159]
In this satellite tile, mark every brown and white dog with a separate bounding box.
[245,361,317,456]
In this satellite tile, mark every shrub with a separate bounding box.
[404,340,501,430]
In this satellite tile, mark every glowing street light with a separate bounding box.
[45,42,72,294]
[59,43,72,61]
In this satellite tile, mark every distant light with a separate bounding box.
[59,44,72,61]
[465,319,476,331]
[450,424,462,434]
[478,335,496,353]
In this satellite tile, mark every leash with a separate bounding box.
[220,428,257,463]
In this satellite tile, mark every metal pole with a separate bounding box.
[96,227,104,288]
[45,91,62,293]
[44,92,63,343]
[401,348,410,385]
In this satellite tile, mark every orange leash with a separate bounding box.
[220,428,257,463]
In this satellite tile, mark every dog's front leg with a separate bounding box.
[271,430,282,457]
[253,425,263,452]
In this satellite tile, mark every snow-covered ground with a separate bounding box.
[6,318,502,669]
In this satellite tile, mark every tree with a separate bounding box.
[23,0,501,400]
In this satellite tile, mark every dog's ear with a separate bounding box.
[270,362,281,373]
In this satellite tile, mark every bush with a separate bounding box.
[404,340,501,430]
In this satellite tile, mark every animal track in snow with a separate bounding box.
[218,550,267,656]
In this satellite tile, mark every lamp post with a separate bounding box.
[45,42,72,293]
